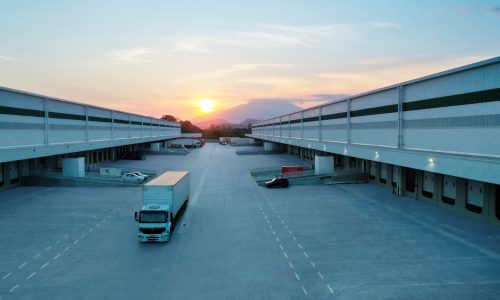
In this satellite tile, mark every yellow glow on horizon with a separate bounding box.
[197,98,216,113]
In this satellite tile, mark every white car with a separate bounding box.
[131,172,149,179]
[122,173,145,183]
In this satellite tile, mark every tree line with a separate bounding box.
[161,115,250,138]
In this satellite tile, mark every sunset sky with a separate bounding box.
[1,0,499,120]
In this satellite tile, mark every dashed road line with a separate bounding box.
[89,228,94,232]
[81,234,86,239]
[301,285,308,296]
[18,262,27,269]
[303,252,309,258]
[33,253,40,259]
[45,246,51,251]
[311,261,316,268]
[63,246,71,252]
[26,272,36,280]
[327,284,334,294]
[53,253,61,260]
[289,262,294,269]
[284,252,288,259]
[294,272,301,281]
[9,284,19,293]
[3,272,12,280]
[298,243,303,249]
[293,236,297,241]
[318,271,324,280]
[55,240,60,244]
[40,262,49,269]
[279,244,284,250]
[73,239,79,245]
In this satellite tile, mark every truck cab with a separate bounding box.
[135,204,171,242]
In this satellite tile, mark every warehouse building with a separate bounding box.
[0,86,181,191]
[249,57,500,227]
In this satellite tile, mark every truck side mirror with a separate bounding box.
[134,212,139,222]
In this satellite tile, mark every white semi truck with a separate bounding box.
[134,171,190,242]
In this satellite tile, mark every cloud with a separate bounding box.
[110,47,160,63]
[368,22,402,29]
[168,23,355,53]
[189,63,292,79]
[0,54,16,61]
[171,40,210,53]
[487,6,500,15]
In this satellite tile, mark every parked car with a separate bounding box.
[131,172,149,179]
[265,177,289,188]
[122,172,145,183]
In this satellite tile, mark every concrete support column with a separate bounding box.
[62,157,85,177]
[263,142,275,152]
[151,143,161,151]
[314,155,334,175]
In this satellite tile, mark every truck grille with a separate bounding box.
[140,227,165,234]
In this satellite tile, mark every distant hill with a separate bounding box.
[192,99,301,128]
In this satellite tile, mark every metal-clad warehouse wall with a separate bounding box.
[0,86,181,163]
[249,57,500,226]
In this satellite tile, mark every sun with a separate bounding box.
[197,98,216,113]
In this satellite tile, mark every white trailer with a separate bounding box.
[134,171,190,242]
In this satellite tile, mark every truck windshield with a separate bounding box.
[140,211,167,223]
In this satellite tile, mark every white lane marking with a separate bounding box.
[283,252,288,259]
[95,223,100,228]
[18,262,27,269]
[73,239,79,245]
[189,173,206,208]
[72,228,77,232]
[272,231,276,236]
[266,220,270,224]
[279,244,284,250]
[269,225,273,229]
[311,261,316,268]
[285,224,289,229]
[81,234,86,239]
[45,246,51,251]
[26,272,36,280]
[293,236,297,241]
[9,284,19,292]
[289,262,294,269]
[33,253,40,259]
[298,243,303,249]
[107,215,112,218]
[303,252,309,258]
[53,253,61,260]
[55,240,60,244]
[318,271,324,280]
[327,284,334,294]
[102,219,106,223]
[301,285,308,295]
[294,272,300,281]
[3,272,12,279]
[288,230,292,234]
[63,246,71,252]
[275,237,279,242]
[64,234,69,238]
[40,262,49,269]
[89,228,94,232]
